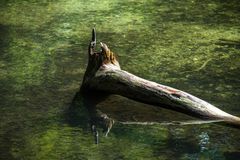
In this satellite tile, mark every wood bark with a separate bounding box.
[80,29,240,136]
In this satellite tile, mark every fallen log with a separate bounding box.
[80,28,240,136]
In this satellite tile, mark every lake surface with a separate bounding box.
[0,0,240,159]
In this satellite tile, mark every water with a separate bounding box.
[0,0,240,159]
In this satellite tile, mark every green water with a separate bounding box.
[0,0,240,159]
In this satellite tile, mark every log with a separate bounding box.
[80,28,240,135]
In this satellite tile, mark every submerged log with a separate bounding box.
[80,28,240,136]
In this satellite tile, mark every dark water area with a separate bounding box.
[0,0,240,159]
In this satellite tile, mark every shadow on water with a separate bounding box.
[224,152,240,160]
[64,92,89,129]
[64,90,116,143]
[0,24,10,54]
[0,24,16,69]
[64,85,240,146]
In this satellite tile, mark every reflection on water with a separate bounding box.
[0,0,240,159]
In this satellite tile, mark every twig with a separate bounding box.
[118,119,224,126]
[182,58,212,73]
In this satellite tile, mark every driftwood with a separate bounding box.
[79,29,240,142]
